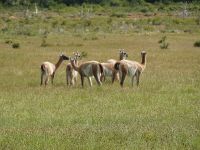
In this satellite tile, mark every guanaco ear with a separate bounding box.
[77,51,81,57]
[75,51,78,56]
[59,52,64,57]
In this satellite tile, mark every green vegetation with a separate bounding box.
[194,40,200,47]
[12,42,20,48]
[158,36,169,49]
[0,3,200,149]
[1,0,200,8]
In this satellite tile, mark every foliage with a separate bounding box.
[1,0,199,7]
[158,36,169,49]
[5,39,13,44]
[194,40,200,47]
[12,42,20,48]
[4,39,20,48]
[41,37,48,47]
[41,30,49,47]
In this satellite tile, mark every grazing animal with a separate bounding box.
[66,52,81,86]
[40,54,69,86]
[114,51,147,87]
[101,49,128,82]
[70,57,103,87]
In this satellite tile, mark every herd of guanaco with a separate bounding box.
[40,49,147,87]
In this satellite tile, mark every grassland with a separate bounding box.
[0,5,200,149]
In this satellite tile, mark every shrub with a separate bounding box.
[61,20,66,26]
[83,20,92,27]
[52,20,59,28]
[152,18,162,26]
[110,13,126,18]
[160,42,169,49]
[158,36,169,49]
[5,40,13,44]
[83,35,98,41]
[12,43,20,49]
[110,0,121,7]
[195,16,200,25]
[140,7,149,13]
[107,18,112,24]
[41,30,49,47]
[41,38,48,47]
[194,41,200,47]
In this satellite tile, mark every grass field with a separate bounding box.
[0,6,200,149]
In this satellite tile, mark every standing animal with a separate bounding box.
[66,52,81,86]
[114,51,147,87]
[70,57,103,87]
[101,49,128,83]
[107,49,128,64]
[40,54,69,86]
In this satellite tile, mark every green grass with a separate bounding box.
[0,6,200,149]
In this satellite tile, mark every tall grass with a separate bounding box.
[0,32,200,149]
[0,4,200,38]
[0,4,200,148]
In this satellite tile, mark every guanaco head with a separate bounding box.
[141,51,147,57]
[119,49,128,60]
[73,51,81,60]
[59,53,69,60]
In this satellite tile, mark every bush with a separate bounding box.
[158,36,169,49]
[41,30,49,47]
[160,42,169,49]
[195,17,200,25]
[5,40,13,44]
[194,40,200,47]
[110,0,121,7]
[52,20,59,28]
[41,38,48,47]
[83,19,92,27]
[140,7,149,13]
[12,43,20,49]
[152,18,162,25]
[110,13,126,18]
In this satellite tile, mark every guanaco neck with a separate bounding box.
[70,59,79,72]
[119,54,124,60]
[141,54,146,70]
[74,59,79,66]
[55,58,63,71]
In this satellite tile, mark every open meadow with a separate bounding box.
[0,4,200,149]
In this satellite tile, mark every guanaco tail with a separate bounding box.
[40,54,69,86]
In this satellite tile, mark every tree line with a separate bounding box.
[0,0,197,7]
